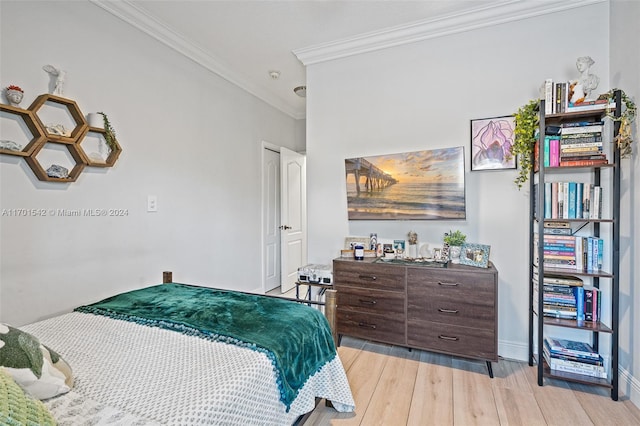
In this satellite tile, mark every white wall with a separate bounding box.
[306,4,611,359]
[0,1,302,326]
[610,0,640,406]
[307,0,640,405]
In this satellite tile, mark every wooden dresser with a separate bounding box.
[333,257,498,376]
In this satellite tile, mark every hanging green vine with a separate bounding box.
[98,112,117,152]
[509,99,539,189]
[605,88,637,158]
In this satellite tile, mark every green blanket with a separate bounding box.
[74,283,336,410]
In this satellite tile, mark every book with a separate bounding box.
[544,337,600,359]
[584,287,601,322]
[544,79,554,114]
[561,124,604,135]
[561,120,605,128]
[544,220,570,228]
[566,101,615,112]
[543,275,583,286]
[550,137,560,167]
[544,352,607,378]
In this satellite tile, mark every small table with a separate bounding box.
[295,281,333,303]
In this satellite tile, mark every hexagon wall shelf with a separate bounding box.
[1,94,122,183]
[77,127,123,168]
[25,142,86,182]
[28,94,89,144]
[0,104,47,157]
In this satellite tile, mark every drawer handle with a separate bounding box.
[358,275,377,281]
[438,335,459,341]
[359,299,377,305]
[438,281,459,287]
[358,322,377,329]
[438,308,459,314]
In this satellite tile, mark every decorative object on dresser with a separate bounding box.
[333,258,498,377]
[459,243,491,268]
[443,230,466,263]
[527,89,623,401]
[1,92,123,181]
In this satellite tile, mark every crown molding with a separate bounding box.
[89,0,303,119]
[293,0,606,66]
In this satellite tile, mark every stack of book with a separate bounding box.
[559,121,607,167]
[533,234,604,272]
[533,273,601,321]
[542,78,615,114]
[535,181,603,219]
[543,337,607,378]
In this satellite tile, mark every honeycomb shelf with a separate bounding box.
[0,104,47,157]
[1,93,121,182]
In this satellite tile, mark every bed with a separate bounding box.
[1,272,355,425]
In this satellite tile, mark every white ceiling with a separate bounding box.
[91,0,603,119]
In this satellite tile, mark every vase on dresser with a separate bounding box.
[449,245,462,263]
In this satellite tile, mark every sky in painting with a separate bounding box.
[350,146,464,184]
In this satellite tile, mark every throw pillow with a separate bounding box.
[0,368,56,425]
[0,323,73,400]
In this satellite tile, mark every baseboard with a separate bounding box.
[498,339,529,362]
[620,366,640,409]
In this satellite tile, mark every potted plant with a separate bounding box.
[605,88,637,158]
[510,89,636,189]
[510,99,539,189]
[97,112,118,152]
[444,230,466,263]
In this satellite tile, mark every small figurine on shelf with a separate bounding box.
[43,64,66,96]
[4,85,24,107]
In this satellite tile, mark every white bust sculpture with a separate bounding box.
[570,56,600,104]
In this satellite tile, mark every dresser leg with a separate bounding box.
[337,334,343,347]
[486,361,494,378]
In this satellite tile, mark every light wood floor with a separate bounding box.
[306,336,640,426]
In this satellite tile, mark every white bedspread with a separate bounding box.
[23,312,354,425]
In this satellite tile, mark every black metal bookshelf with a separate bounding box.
[528,90,621,400]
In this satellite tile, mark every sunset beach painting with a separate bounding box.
[345,146,465,220]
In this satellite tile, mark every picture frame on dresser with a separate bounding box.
[459,243,491,268]
[470,115,516,171]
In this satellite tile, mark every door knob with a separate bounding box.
[279,225,292,230]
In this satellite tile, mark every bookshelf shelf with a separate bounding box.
[528,90,621,401]
[542,361,613,388]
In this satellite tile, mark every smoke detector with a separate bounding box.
[268,70,281,80]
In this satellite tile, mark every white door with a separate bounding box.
[262,148,281,292]
[280,147,307,293]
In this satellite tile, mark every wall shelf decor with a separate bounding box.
[0,94,121,183]
[0,104,47,157]
[25,142,86,182]
[77,127,122,168]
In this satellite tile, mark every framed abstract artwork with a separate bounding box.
[470,115,516,171]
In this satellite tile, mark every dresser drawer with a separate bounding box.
[407,267,496,295]
[337,310,405,345]
[407,298,495,329]
[407,320,497,361]
[334,260,405,291]
[407,278,494,328]
[337,287,405,316]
